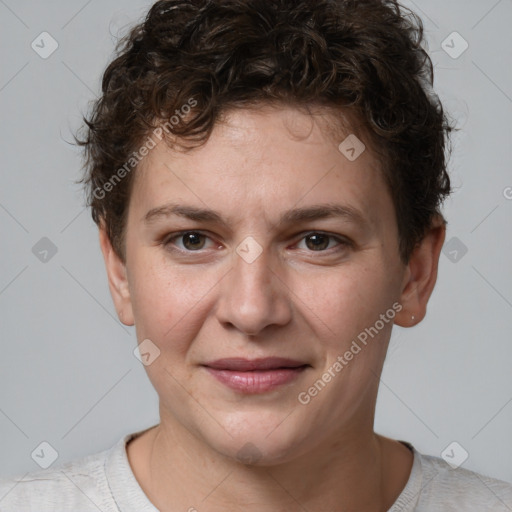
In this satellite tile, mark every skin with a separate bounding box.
[99,105,445,511]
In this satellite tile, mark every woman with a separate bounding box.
[1,0,511,510]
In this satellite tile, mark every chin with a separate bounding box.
[203,409,311,466]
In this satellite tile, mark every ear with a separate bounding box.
[98,226,134,326]
[394,216,446,327]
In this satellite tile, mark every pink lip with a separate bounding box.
[202,357,309,393]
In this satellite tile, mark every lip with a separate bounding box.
[202,357,309,393]
[204,357,307,371]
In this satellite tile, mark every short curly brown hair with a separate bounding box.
[78,0,452,263]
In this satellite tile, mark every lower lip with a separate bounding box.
[204,366,308,393]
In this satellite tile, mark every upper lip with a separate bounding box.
[203,357,308,371]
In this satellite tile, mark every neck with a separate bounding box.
[127,415,412,512]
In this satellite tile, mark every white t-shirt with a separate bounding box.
[1,426,511,511]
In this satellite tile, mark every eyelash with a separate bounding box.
[162,230,352,255]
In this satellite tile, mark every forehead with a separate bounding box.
[129,105,394,233]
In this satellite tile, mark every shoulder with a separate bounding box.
[416,450,512,511]
[0,445,115,512]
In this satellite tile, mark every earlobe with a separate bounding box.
[98,227,135,326]
[395,217,446,327]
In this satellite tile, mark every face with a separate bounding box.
[101,105,442,465]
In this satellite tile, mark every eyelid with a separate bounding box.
[292,231,352,251]
[162,230,352,253]
[163,230,219,251]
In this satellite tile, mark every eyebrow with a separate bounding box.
[142,202,368,229]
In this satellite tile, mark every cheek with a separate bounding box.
[128,255,219,350]
[293,262,395,339]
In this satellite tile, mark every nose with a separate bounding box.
[215,242,292,336]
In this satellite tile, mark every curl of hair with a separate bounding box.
[77,0,452,262]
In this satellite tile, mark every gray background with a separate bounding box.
[1,0,511,485]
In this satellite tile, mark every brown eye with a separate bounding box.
[165,232,213,251]
[296,232,348,252]
[181,232,206,250]
[304,233,331,251]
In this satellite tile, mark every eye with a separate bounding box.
[162,230,350,255]
[164,231,217,252]
[295,232,350,252]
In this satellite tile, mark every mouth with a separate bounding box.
[201,357,310,393]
